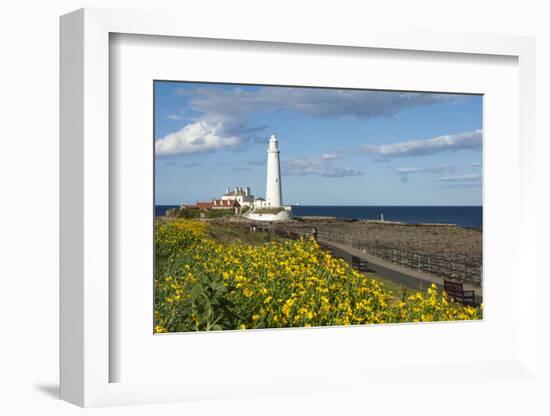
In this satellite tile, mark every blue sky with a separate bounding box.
[154,81,482,206]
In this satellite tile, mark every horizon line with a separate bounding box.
[156,203,482,207]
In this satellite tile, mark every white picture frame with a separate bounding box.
[60,7,538,408]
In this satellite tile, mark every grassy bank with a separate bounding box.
[154,219,482,333]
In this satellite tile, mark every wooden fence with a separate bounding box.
[250,225,482,286]
[315,229,482,286]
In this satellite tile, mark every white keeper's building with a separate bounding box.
[220,186,255,207]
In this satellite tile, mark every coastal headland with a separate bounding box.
[203,215,482,267]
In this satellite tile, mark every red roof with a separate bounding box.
[196,202,213,210]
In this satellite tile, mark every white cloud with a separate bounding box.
[183,162,200,168]
[166,114,185,121]
[396,166,455,175]
[436,174,482,188]
[361,130,482,158]
[396,168,420,174]
[282,154,362,178]
[161,86,474,158]
[161,86,470,157]
[395,166,456,183]
[318,152,343,161]
[437,174,481,183]
[155,120,242,156]
[183,87,458,120]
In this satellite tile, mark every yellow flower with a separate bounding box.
[154,218,482,332]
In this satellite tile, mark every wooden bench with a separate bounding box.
[351,255,368,272]
[443,280,476,305]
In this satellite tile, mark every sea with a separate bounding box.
[155,205,482,229]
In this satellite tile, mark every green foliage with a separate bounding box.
[188,272,236,331]
[206,209,234,219]
[166,207,200,219]
[166,207,235,219]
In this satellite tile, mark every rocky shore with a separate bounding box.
[210,215,483,267]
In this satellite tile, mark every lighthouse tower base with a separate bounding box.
[243,206,293,222]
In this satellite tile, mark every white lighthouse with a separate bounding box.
[244,134,292,221]
[265,134,283,207]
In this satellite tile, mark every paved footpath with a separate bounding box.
[319,239,483,301]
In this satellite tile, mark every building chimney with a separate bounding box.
[226,187,230,194]
[245,187,250,196]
